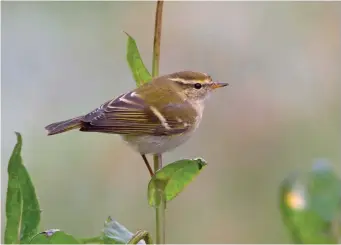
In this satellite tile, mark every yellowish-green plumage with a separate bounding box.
[45,70,228,160]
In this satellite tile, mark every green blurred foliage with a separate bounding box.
[280,161,341,243]
[29,230,80,244]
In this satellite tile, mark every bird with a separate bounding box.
[45,71,228,175]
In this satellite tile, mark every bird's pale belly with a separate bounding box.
[121,107,203,154]
[121,132,193,154]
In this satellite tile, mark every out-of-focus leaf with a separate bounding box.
[79,236,104,244]
[80,235,119,244]
[125,32,152,87]
[5,132,41,243]
[29,229,80,244]
[102,217,146,244]
[148,158,207,207]
[79,235,116,244]
[280,160,341,243]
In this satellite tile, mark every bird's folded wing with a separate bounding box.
[81,91,194,136]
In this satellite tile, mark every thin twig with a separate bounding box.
[152,0,164,78]
[127,230,153,244]
[141,154,154,176]
[152,1,165,243]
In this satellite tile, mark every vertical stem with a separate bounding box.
[153,154,165,244]
[152,1,165,244]
[152,0,164,78]
[153,154,163,170]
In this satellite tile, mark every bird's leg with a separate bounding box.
[141,154,154,176]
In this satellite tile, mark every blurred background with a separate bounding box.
[1,1,340,243]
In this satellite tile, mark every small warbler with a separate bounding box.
[45,71,228,175]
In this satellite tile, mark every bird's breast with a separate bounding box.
[121,99,205,154]
[121,130,196,154]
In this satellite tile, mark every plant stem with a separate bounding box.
[153,154,166,244]
[127,230,153,244]
[152,1,165,242]
[152,0,164,78]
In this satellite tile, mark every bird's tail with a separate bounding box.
[45,116,83,136]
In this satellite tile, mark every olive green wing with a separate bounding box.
[80,91,194,136]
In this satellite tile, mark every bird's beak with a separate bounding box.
[211,82,229,89]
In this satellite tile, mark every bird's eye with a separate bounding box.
[194,83,202,89]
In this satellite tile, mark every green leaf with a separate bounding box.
[5,132,41,243]
[29,229,80,244]
[124,32,152,87]
[79,236,109,244]
[148,158,207,207]
[80,235,119,244]
[280,160,341,243]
